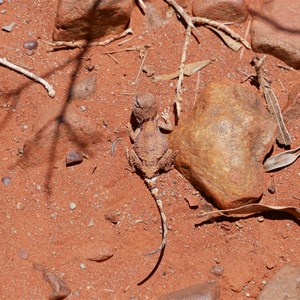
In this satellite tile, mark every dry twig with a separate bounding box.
[164,0,195,29]
[133,45,150,85]
[0,57,55,98]
[253,55,291,146]
[192,17,251,49]
[175,25,191,117]
[46,28,133,51]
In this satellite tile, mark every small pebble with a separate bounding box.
[105,211,119,224]
[257,216,264,222]
[85,64,94,72]
[211,265,224,276]
[69,202,77,210]
[87,219,94,227]
[1,9,6,14]
[65,150,85,166]
[2,176,11,186]
[2,22,16,32]
[50,213,58,219]
[23,39,38,50]
[79,263,86,270]
[18,248,28,260]
[268,185,276,194]
[80,105,86,112]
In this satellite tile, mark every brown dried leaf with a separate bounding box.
[152,60,212,82]
[264,146,300,171]
[206,25,242,51]
[198,203,300,221]
[262,82,292,146]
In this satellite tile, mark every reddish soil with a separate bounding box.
[0,0,299,299]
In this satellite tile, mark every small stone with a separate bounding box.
[69,202,77,210]
[142,65,155,77]
[69,73,97,100]
[266,260,276,270]
[158,281,220,300]
[105,211,119,224]
[211,265,224,276]
[1,9,6,14]
[65,150,86,166]
[87,248,114,262]
[2,176,11,186]
[2,22,16,32]
[51,213,58,219]
[184,195,199,209]
[85,64,94,72]
[23,39,38,50]
[87,219,94,227]
[267,185,276,194]
[33,263,71,300]
[18,248,28,260]
[79,263,86,270]
[0,1,3,5]
[80,105,86,112]
[257,216,264,222]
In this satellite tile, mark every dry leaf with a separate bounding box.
[206,25,242,51]
[198,203,300,221]
[264,146,300,171]
[152,60,212,82]
[262,82,292,146]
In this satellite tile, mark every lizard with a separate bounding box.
[126,92,178,257]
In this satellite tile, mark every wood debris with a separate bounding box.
[253,55,292,146]
[198,203,300,223]
[0,57,55,98]
[264,146,300,171]
[46,28,133,51]
[152,60,212,82]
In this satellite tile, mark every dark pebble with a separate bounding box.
[65,150,85,167]
[23,39,38,50]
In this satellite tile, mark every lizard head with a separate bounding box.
[133,93,158,123]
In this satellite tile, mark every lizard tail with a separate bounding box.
[144,177,168,256]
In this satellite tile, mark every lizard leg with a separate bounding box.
[126,123,141,142]
[158,108,173,131]
[158,149,178,172]
[126,148,143,172]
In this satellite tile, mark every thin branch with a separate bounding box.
[175,25,192,118]
[46,28,133,51]
[133,45,150,85]
[0,57,55,98]
[164,0,195,29]
[192,16,251,49]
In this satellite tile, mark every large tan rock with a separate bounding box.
[250,0,300,69]
[169,82,277,209]
[53,0,133,41]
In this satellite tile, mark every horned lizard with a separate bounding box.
[126,93,177,256]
